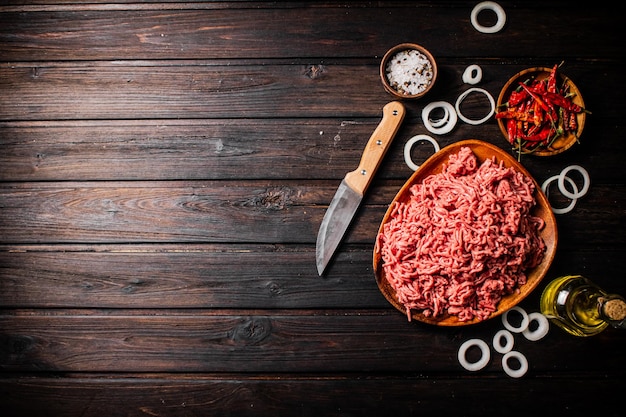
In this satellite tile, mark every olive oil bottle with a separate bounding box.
[540,275,626,337]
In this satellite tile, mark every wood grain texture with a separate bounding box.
[1,245,624,309]
[0,181,623,248]
[0,3,621,61]
[0,62,622,121]
[1,374,622,417]
[1,310,625,373]
[1,1,625,416]
[2,117,624,182]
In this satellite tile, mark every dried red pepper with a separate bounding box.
[567,110,578,131]
[497,64,588,158]
[540,91,583,113]
[507,89,528,107]
[518,83,553,116]
[546,63,558,93]
[495,110,534,122]
[506,118,517,142]
[521,124,553,142]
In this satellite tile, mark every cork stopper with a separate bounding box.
[602,298,626,321]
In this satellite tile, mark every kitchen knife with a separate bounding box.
[316,101,406,275]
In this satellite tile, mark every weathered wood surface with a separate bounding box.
[0,2,622,61]
[1,2,625,416]
[1,374,621,417]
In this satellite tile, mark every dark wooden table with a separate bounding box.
[1,1,624,416]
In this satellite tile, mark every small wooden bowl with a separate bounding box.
[496,66,586,156]
[380,43,437,99]
[373,140,558,326]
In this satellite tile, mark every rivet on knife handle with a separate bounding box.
[344,101,406,195]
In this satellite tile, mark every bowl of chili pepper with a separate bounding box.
[495,65,587,157]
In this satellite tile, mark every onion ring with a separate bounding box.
[422,101,457,135]
[492,329,514,354]
[458,338,490,372]
[403,134,440,171]
[502,350,528,378]
[462,64,482,85]
[542,174,578,215]
[502,306,529,333]
[558,165,590,200]
[522,312,550,341]
[470,1,506,34]
[455,87,495,125]
[428,106,450,128]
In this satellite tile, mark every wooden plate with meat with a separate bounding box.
[373,139,557,326]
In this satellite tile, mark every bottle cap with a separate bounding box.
[602,298,626,322]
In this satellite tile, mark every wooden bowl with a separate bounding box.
[496,66,586,156]
[373,140,558,326]
[380,43,437,99]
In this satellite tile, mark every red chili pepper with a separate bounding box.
[495,110,533,122]
[526,122,542,137]
[560,107,569,131]
[528,79,547,95]
[546,63,558,93]
[521,140,542,153]
[521,124,553,142]
[507,89,528,107]
[540,91,583,113]
[518,82,555,120]
[522,120,529,134]
[506,118,517,144]
[567,111,578,131]
[532,100,544,126]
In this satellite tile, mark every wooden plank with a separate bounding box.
[1,0,273,7]
[0,245,624,309]
[0,61,620,121]
[0,181,624,246]
[1,374,624,417]
[0,120,624,183]
[0,118,418,182]
[0,4,621,61]
[0,62,382,120]
[0,180,325,243]
[0,245,384,309]
[1,310,625,373]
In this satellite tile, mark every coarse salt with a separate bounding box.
[385,49,434,96]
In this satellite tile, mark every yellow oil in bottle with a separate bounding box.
[540,275,626,337]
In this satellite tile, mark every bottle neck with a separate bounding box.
[599,295,626,328]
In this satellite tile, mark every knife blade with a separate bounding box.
[316,101,406,275]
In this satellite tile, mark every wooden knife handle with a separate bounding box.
[344,101,406,195]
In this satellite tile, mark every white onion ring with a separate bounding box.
[502,350,528,378]
[428,106,450,128]
[455,87,495,125]
[462,64,483,85]
[403,134,440,171]
[470,1,506,34]
[502,306,529,333]
[558,165,590,200]
[542,174,578,215]
[492,329,514,354]
[522,312,550,341]
[458,338,490,372]
[422,101,457,135]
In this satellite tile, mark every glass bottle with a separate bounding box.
[540,275,626,337]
